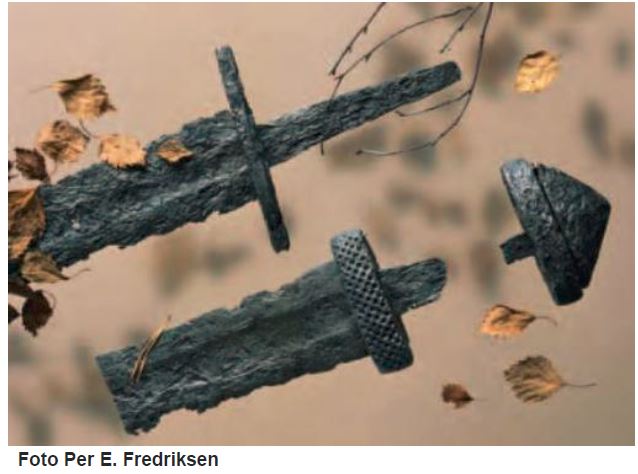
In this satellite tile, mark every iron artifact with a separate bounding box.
[9,46,461,276]
[96,229,447,434]
[499,158,611,305]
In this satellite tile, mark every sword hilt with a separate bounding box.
[331,229,412,373]
[216,45,290,252]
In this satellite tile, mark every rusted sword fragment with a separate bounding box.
[96,230,447,434]
[10,48,460,273]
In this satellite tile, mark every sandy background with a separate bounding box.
[8,2,634,445]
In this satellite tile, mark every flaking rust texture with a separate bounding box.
[96,257,447,434]
[500,159,610,305]
[21,60,460,271]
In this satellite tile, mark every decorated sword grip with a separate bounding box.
[331,230,412,373]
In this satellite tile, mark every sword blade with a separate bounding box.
[96,257,446,434]
[30,62,460,269]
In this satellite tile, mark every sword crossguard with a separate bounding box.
[215,45,290,252]
[331,229,413,373]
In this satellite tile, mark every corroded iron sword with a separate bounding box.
[10,45,460,273]
[96,229,447,434]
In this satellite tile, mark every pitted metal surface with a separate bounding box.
[331,229,413,373]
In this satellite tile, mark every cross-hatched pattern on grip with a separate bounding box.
[331,229,413,373]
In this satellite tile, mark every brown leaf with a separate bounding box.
[9,160,16,180]
[36,120,89,163]
[9,304,20,324]
[504,355,564,402]
[442,383,474,409]
[515,50,559,93]
[9,277,35,298]
[14,148,50,182]
[480,304,556,338]
[9,188,46,259]
[52,74,116,120]
[130,315,172,383]
[21,290,53,336]
[156,138,193,164]
[99,134,146,169]
[20,250,68,283]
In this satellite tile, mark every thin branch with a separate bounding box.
[563,382,597,389]
[397,89,469,117]
[335,5,473,84]
[357,2,494,157]
[78,119,98,139]
[329,2,386,77]
[439,2,484,54]
[320,4,473,155]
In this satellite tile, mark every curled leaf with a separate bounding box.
[480,304,556,338]
[21,290,54,336]
[515,50,559,93]
[442,383,474,409]
[14,148,49,182]
[20,250,68,283]
[156,138,192,164]
[36,120,89,163]
[9,188,46,259]
[504,355,595,403]
[130,315,172,383]
[52,74,116,120]
[9,304,20,324]
[99,134,146,169]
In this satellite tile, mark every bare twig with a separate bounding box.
[335,5,472,87]
[78,119,98,139]
[357,2,494,157]
[329,2,387,77]
[439,2,484,54]
[321,4,473,155]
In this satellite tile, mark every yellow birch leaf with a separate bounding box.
[156,138,193,164]
[480,304,556,339]
[99,134,146,169]
[515,51,559,93]
[51,74,116,120]
[36,120,89,163]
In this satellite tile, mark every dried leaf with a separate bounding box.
[9,188,46,259]
[36,120,89,163]
[156,138,192,164]
[480,304,556,339]
[21,290,53,336]
[504,356,564,402]
[9,277,34,298]
[442,383,474,409]
[515,51,559,93]
[14,148,49,182]
[99,134,146,168]
[52,74,116,120]
[20,250,68,283]
[9,304,20,324]
[130,315,172,383]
